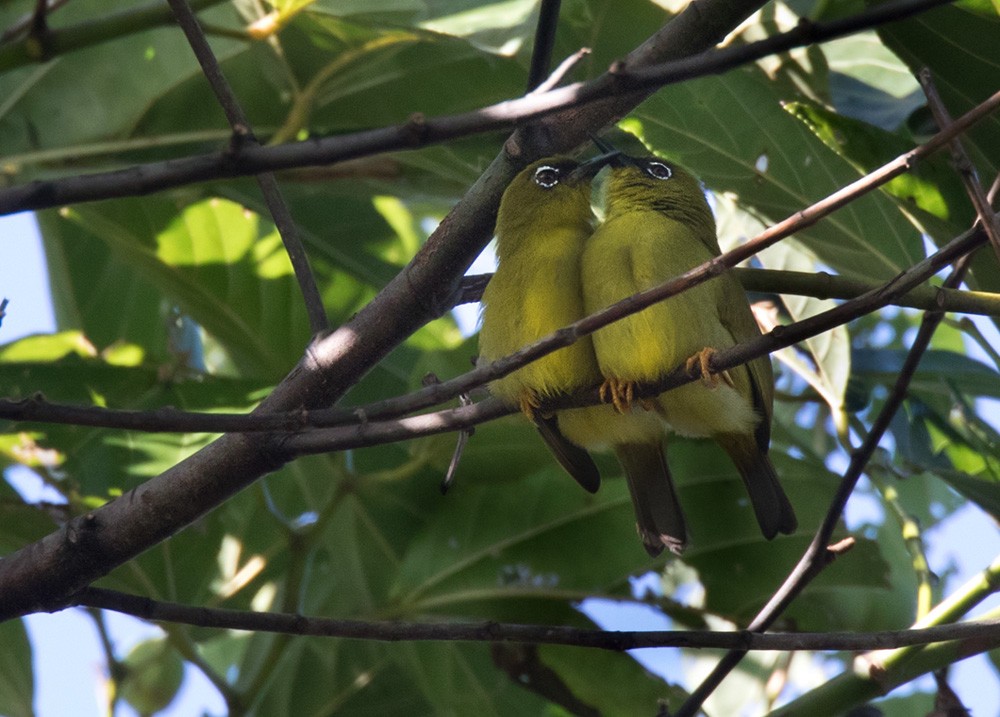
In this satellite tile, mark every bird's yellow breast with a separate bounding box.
[479,226,602,405]
[582,211,730,380]
[582,210,758,437]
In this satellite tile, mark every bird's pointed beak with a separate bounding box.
[592,135,654,171]
[590,133,618,154]
[569,150,621,181]
[590,134,631,168]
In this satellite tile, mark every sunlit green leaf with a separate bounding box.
[627,65,924,281]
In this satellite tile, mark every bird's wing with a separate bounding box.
[717,273,774,450]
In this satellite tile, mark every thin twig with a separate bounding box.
[71,586,1000,652]
[526,0,563,92]
[0,0,956,215]
[529,48,591,95]
[919,68,1000,261]
[440,391,473,494]
[0,0,70,44]
[0,0,228,67]
[456,267,1000,314]
[30,0,49,38]
[84,608,124,715]
[166,0,328,334]
[674,251,977,716]
[871,473,934,618]
[773,557,1000,713]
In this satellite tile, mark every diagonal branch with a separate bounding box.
[919,68,1000,260]
[287,222,986,454]
[166,0,328,334]
[12,219,971,455]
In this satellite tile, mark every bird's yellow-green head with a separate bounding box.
[494,157,610,254]
[603,154,716,238]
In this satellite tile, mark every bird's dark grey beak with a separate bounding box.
[569,150,621,181]
[590,134,631,168]
[590,134,617,154]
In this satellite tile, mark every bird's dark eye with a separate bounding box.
[533,165,561,188]
[645,161,672,180]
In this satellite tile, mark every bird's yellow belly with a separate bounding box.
[591,293,758,437]
[480,248,600,404]
[583,212,759,438]
[657,382,757,437]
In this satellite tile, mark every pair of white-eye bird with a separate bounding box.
[478,143,797,556]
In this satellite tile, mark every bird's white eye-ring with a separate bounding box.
[645,161,672,180]
[533,165,561,188]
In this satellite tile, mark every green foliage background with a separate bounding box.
[1,0,1000,714]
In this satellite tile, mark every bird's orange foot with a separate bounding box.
[599,377,636,414]
[685,347,735,389]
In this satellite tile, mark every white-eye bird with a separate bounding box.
[582,150,797,542]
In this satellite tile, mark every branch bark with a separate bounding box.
[72,586,1000,653]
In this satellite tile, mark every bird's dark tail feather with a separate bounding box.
[615,442,687,556]
[719,434,797,539]
[535,414,601,494]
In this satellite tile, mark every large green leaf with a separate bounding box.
[0,332,271,500]
[877,2,1000,180]
[822,29,923,130]
[784,99,975,242]
[720,199,852,419]
[853,348,1000,401]
[0,1,241,170]
[60,196,313,376]
[628,64,925,281]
